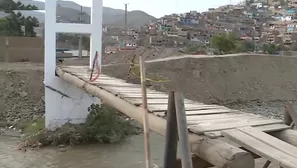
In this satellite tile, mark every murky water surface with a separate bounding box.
[0,132,276,168]
[0,133,165,168]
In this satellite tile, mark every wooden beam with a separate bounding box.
[176,156,212,168]
[284,103,297,127]
[56,67,255,168]
[174,92,193,168]
[163,92,178,168]
[284,104,293,126]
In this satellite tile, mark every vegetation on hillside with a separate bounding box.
[211,32,283,55]
[0,0,39,36]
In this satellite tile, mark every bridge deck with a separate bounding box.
[58,65,290,138]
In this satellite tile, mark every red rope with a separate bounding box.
[89,51,101,82]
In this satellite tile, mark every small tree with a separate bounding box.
[211,33,236,54]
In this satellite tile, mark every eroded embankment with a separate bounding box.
[0,63,44,126]
[102,54,297,104]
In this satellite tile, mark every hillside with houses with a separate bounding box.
[104,0,297,56]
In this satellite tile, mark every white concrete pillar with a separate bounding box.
[89,0,103,69]
[44,0,101,130]
[44,0,56,83]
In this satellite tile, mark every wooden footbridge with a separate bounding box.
[56,65,297,168]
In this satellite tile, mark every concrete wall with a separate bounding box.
[102,54,297,104]
[0,37,44,63]
[44,0,103,130]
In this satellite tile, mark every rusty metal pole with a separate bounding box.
[139,55,152,168]
[174,92,193,168]
[163,92,178,168]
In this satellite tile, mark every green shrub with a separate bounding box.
[21,104,140,147]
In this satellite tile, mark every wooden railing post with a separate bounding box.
[175,92,193,168]
[163,91,178,168]
[139,55,152,168]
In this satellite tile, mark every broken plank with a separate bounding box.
[185,109,237,115]
[222,128,297,168]
[189,119,284,134]
[238,127,297,157]
[204,124,290,138]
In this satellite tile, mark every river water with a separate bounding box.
[0,133,165,168]
[0,132,276,168]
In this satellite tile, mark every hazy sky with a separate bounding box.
[38,0,242,17]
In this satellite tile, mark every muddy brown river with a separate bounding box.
[0,133,165,168]
[0,133,276,168]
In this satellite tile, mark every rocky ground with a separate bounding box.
[225,100,294,120]
[0,63,45,128]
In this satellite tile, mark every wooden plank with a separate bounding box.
[154,112,166,117]
[121,94,169,99]
[72,73,113,79]
[285,104,297,126]
[108,90,162,94]
[256,124,291,132]
[153,109,239,119]
[149,104,226,112]
[189,118,284,134]
[125,98,196,105]
[238,127,297,157]
[187,115,267,125]
[95,83,138,87]
[77,75,126,82]
[185,109,238,115]
[222,128,297,168]
[104,86,156,92]
[186,112,247,121]
[204,124,290,138]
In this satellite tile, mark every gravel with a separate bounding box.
[225,100,297,120]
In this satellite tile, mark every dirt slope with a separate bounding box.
[102,54,297,104]
[0,63,44,125]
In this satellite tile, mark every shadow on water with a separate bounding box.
[0,133,165,168]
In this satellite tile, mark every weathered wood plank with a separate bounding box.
[222,128,297,168]
[153,109,239,118]
[257,124,291,132]
[185,109,237,115]
[186,112,247,121]
[204,124,290,138]
[125,98,196,105]
[149,104,226,112]
[239,127,297,157]
[121,94,169,99]
[187,115,270,125]
[189,118,284,134]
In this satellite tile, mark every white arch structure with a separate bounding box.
[44,0,102,130]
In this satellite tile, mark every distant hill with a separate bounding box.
[14,0,156,28]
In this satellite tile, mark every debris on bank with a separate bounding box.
[17,104,142,150]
